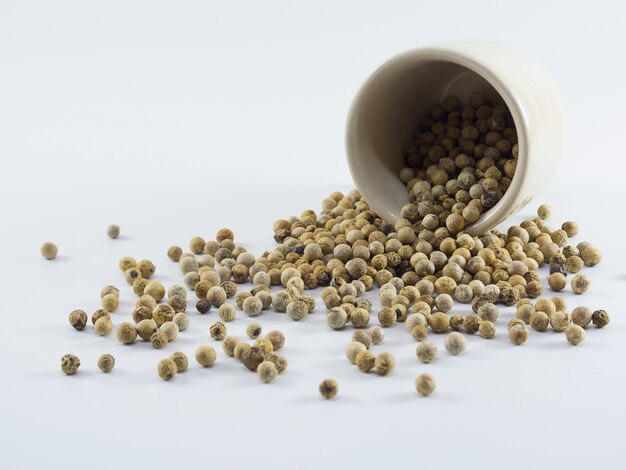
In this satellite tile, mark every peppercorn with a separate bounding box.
[352,329,372,349]
[97,354,115,372]
[195,345,217,367]
[570,273,590,295]
[444,332,467,355]
[368,326,385,344]
[241,346,265,371]
[246,322,262,339]
[210,321,227,340]
[416,341,438,363]
[169,352,189,372]
[345,341,367,364]
[508,324,528,345]
[137,259,155,279]
[167,246,183,262]
[234,342,251,362]
[319,379,338,399]
[429,312,450,333]
[196,299,211,314]
[160,321,179,342]
[374,352,396,376]
[571,306,592,328]
[415,374,436,396]
[266,330,285,351]
[150,331,168,349]
[550,311,570,332]
[592,310,610,328]
[61,354,80,375]
[157,358,177,381]
[326,307,348,330]
[537,204,552,219]
[243,296,263,317]
[287,299,309,321]
[565,324,585,345]
[116,322,137,344]
[378,307,396,327]
[530,311,549,331]
[581,246,602,267]
[222,336,240,357]
[254,338,274,358]
[101,293,119,313]
[207,286,227,307]
[355,350,376,372]
[41,242,58,260]
[268,353,288,373]
[105,224,120,239]
[153,304,175,327]
[477,303,499,322]
[136,319,157,341]
[144,281,165,302]
[478,320,496,339]
[68,309,88,330]
[463,314,481,334]
[132,278,148,296]
[100,285,120,298]
[516,304,534,324]
[180,256,199,275]
[257,361,278,383]
[172,312,189,332]
[124,267,142,285]
[548,273,566,292]
[94,316,113,336]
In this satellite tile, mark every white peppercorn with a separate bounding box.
[326,307,348,330]
[195,345,217,367]
[374,352,396,376]
[207,286,227,307]
[257,361,278,383]
[415,373,436,396]
[565,324,585,345]
[137,319,158,341]
[170,352,189,372]
[218,303,237,322]
[210,321,227,340]
[160,321,179,341]
[61,354,80,375]
[416,342,438,363]
[319,379,338,399]
[222,336,240,357]
[444,332,467,356]
[157,358,177,381]
[571,306,592,328]
[97,354,115,373]
[368,326,385,344]
[345,341,367,364]
[242,296,263,317]
[116,322,137,344]
[172,312,190,331]
[41,242,58,260]
[287,299,308,321]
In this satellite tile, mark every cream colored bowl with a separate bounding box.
[346,41,563,235]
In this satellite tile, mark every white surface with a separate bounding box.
[1,1,625,469]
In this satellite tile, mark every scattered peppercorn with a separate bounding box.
[444,332,467,355]
[170,352,189,372]
[374,352,396,376]
[319,379,338,399]
[97,354,115,373]
[209,321,227,340]
[592,310,610,328]
[415,373,436,396]
[41,242,58,260]
[565,324,585,346]
[106,224,120,239]
[61,354,80,375]
[257,361,278,383]
[195,345,217,367]
[68,309,88,330]
[157,358,177,381]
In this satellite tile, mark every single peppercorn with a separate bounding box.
[101,293,119,313]
[132,305,152,325]
[319,379,338,399]
[368,326,385,344]
[508,324,528,345]
[68,309,88,330]
[246,322,262,339]
[530,311,549,332]
[254,338,274,358]
[116,322,137,345]
[537,204,552,220]
[222,336,240,357]
[172,312,190,331]
[218,303,236,322]
[268,353,288,373]
[243,296,263,317]
[195,345,217,367]
[150,331,168,349]
[565,324,585,345]
[355,350,376,372]
[157,358,177,381]
[287,299,308,321]
[209,321,227,340]
[571,306,592,328]
[429,312,450,333]
[444,332,467,355]
[415,373,436,397]
[137,319,158,341]
[196,299,211,314]
[167,246,183,262]
[97,354,115,372]
[478,320,496,339]
[592,310,610,328]
[345,341,367,364]
[207,286,227,307]
[257,361,278,383]
[160,321,179,342]
[94,316,113,336]
[100,285,120,298]
[234,342,251,362]
[169,352,189,372]
[106,224,120,239]
[571,274,590,294]
[416,341,438,363]
[550,311,571,332]
[41,242,58,260]
[374,352,396,376]
[266,330,285,351]
[144,281,165,302]
[61,354,80,375]
[241,346,265,371]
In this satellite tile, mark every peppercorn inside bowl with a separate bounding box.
[346,40,563,235]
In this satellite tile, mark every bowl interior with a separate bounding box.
[346,56,510,230]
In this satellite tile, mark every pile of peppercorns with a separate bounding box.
[49,94,610,399]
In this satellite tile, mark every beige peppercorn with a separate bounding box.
[222,336,240,357]
[97,354,115,373]
[41,242,58,260]
[319,379,338,399]
[68,309,88,330]
[257,361,278,383]
[94,316,113,336]
[150,331,169,349]
[157,358,177,381]
[116,322,137,344]
[209,321,227,340]
[571,306,592,328]
[61,354,80,375]
[169,352,189,372]
[478,320,496,339]
[508,324,528,345]
[415,373,436,396]
[374,352,396,376]
[195,345,217,367]
[355,350,376,372]
[565,324,585,345]
[416,341,438,363]
[265,330,285,351]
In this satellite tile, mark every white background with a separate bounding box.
[1,1,625,469]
